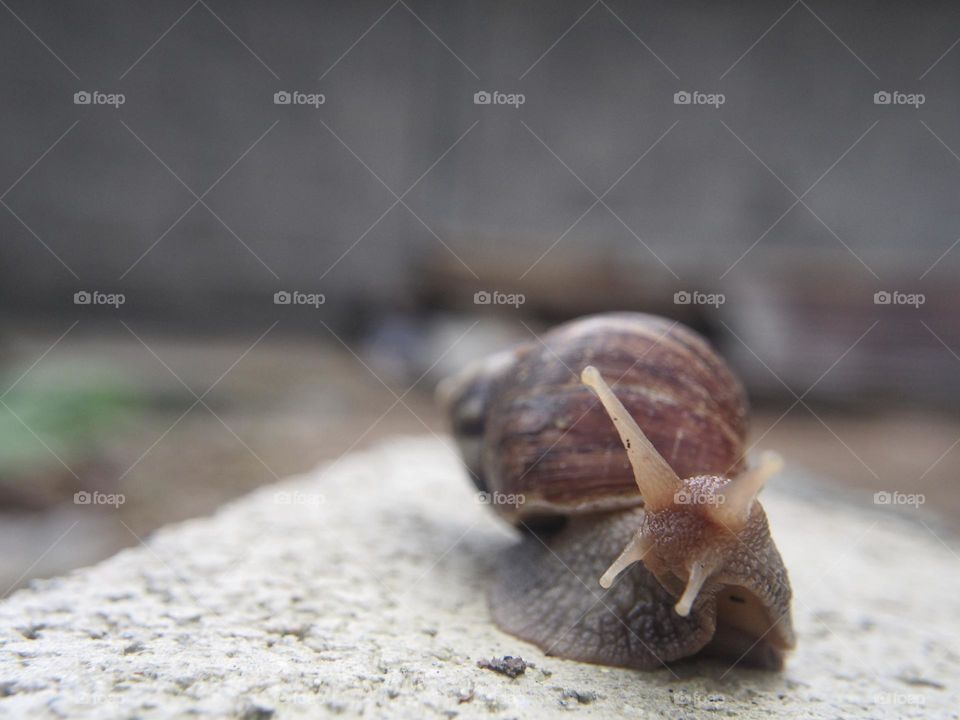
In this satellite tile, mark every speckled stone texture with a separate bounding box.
[0,437,956,719]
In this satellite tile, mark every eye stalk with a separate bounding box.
[713,452,783,527]
[580,365,681,512]
[581,366,783,617]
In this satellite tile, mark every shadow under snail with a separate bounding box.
[439,312,795,671]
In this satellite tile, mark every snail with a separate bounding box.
[439,313,795,670]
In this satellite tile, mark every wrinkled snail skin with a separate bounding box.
[440,313,796,671]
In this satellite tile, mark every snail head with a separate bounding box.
[581,366,785,619]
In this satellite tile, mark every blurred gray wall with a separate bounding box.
[2,1,960,403]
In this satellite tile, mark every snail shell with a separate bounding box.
[440,313,749,523]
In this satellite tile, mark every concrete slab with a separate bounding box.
[0,437,956,718]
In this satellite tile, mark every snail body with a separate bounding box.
[440,313,795,670]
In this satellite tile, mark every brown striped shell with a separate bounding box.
[440,313,749,524]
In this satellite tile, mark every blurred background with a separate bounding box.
[1,0,958,591]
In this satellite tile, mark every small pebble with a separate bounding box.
[477,655,527,678]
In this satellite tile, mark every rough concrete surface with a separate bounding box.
[0,437,957,719]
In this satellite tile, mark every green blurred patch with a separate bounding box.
[0,361,147,475]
